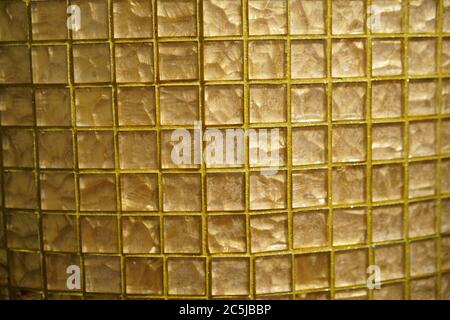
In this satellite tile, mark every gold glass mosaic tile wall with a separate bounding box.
[0,0,450,300]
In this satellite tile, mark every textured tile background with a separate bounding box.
[0,0,449,300]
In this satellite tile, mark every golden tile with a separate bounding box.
[157,0,196,37]
[0,87,33,125]
[442,199,450,233]
[445,0,450,32]
[408,80,438,116]
[75,87,113,127]
[2,129,34,167]
[11,289,43,300]
[291,40,326,79]
[84,255,121,293]
[4,171,38,209]
[290,0,325,35]
[77,131,115,169]
[163,173,202,212]
[250,172,287,210]
[332,166,366,204]
[207,215,246,254]
[332,82,366,120]
[72,0,109,39]
[335,289,368,300]
[203,128,245,168]
[81,216,119,253]
[408,161,436,198]
[410,239,437,276]
[204,41,243,80]
[442,159,450,193]
[410,277,437,300]
[444,118,450,154]
[115,43,154,83]
[117,86,156,126]
[293,210,328,248]
[442,39,450,73]
[46,253,80,291]
[249,128,287,167]
[444,80,450,114]
[161,129,199,169]
[6,212,39,250]
[255,255,291,294]
[333,208,367,246]
[443,273,450,299]
[373,283,404,300]
[0,216,3,247]
[409,201,436,238]
[409,0,437,33]
[291,85,327,122]
[408,38,436,75]
[168,258,205,296]
[250,213,288,253]
[0,1,28,41]
[375,244,405,280]
[207,173,245,211]
[118,131,157,169]
[79,174,117,211]
[372,39,403,76]
[160,86,199,125]
[295,252,330,290]
[211,258,249,296]
[292,126,327,165]
[371,81,403,119]
[203,0,242,36]
[36,88,71,126]
[256,294,292,300]
[122,216,160,254]
[292,169,327,208]
[38,131,73,169]
[40,172,76,211]
[410,120,437,157]
[158,42,198,81]
[31,0,67,40]
[248,40,285,79]
[43,214,78,252]
[31,46,67,84]
[0,249,7,286]
[73,44,111,83]
[125,257,163,295]
[9,251,42,289]
[0,46,31,84]
[334,249,368,287]
[205,85,243,125]
[113,0,153,38]
[332,39,366,78]
[121,174,158,212]
[296,291,330,300]
[372,205,403,242]
[250,85,286,123]
[332,0,365,34]
[441,236,450,271]
[372,123,403,160]
[372,164,404,202]
[370,0,403,33]
[248,0,287,35]
[164,216,202,254]
[332,125,366,162]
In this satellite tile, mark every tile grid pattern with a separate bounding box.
[0,0,449,300]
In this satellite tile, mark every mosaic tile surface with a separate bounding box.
[0,0,449,300]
